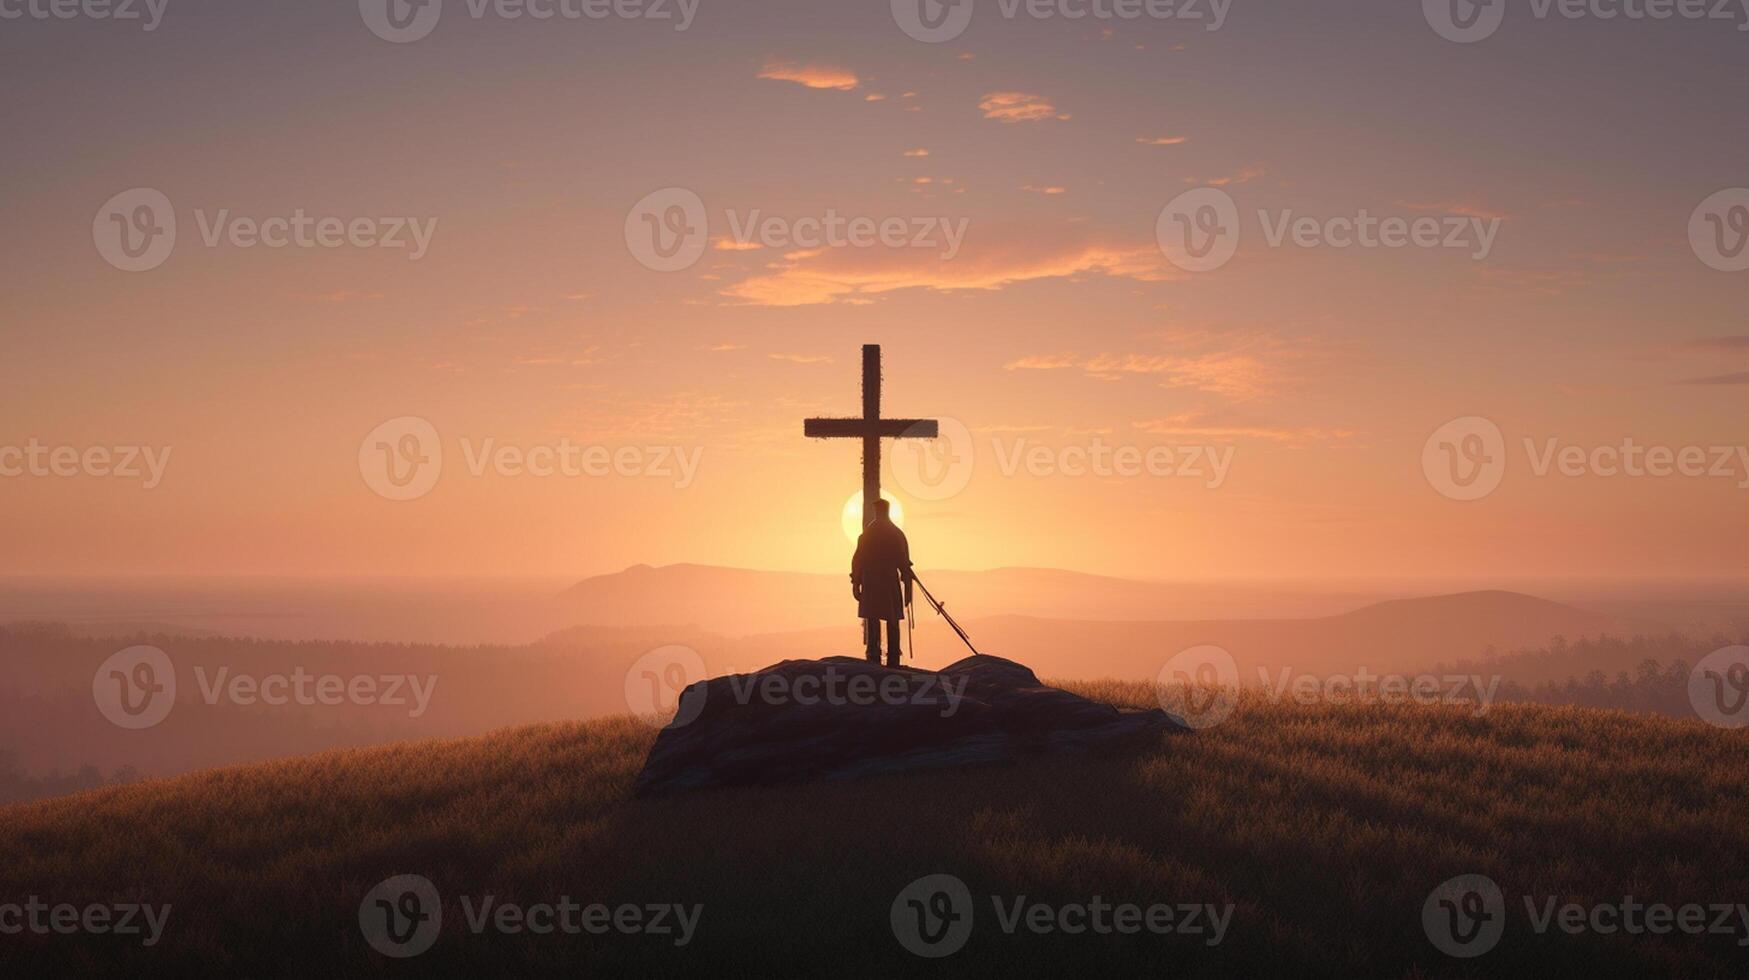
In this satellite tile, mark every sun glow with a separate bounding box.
[840,490,905,542]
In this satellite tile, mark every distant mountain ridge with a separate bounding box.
[556,562,1391,635]
[556,565,1661,679]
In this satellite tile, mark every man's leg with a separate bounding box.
[885,618,903,668]
[864,618,881,663]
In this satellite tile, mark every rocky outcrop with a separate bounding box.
[633,654,1187,796]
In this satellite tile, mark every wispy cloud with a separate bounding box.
[769,353,834,364]
[758,60,858,91]
[1005,327,1324,400]
[718,230,1173,307]
[1133,410,1357,445]
[903,148,930,157]
[1005,353,1080,370]
[1189,165,1266,187]
[1679,336,1749,351]
[1677,371,1749,385]
[1136,136,1189,146]
[1398,200,1511,221]
[979,91,1068,123]
[1021,185,1067,195]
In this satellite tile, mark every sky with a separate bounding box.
[2,0,1747,583]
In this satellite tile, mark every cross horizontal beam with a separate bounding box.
[803,418,939,439]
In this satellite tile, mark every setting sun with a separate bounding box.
[840,489,904,542]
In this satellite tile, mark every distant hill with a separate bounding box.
[693,589,1656,680]
[3,688,1745,976]
[556,563,1388,636]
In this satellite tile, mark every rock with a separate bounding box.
[632,654,1189,797]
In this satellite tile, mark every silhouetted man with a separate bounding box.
[851,498,913,667]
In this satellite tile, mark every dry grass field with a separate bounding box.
[2,683,1747,977]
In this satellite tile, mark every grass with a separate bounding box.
[2,682,1747,977]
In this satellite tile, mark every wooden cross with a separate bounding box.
[803,344,939,532]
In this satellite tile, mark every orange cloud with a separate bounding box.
[769,353,834,364]
[718,230,1174,307]
[978,92,1068,123]
[757,61,858,91]
[1133,410,1357,445]
[903,148,929,157]
[1007,327,1326,400]
[1005,354,1079,370]
[1021,185,1067,195]
[1397,200,1510,221]
[1136,136,1189,146]
[1191,165,1266,187]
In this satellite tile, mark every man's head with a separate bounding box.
[873,498,892,521]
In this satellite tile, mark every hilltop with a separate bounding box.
[3,685,1746,976]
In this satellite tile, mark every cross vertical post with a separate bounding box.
[861,344,880,532]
